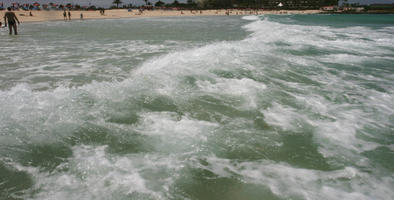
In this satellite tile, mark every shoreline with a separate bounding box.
[0,9,322,23]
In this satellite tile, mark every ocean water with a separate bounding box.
[0,14,393,200]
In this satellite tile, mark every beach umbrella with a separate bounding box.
[33,2,40,7]
[278,2,283,7]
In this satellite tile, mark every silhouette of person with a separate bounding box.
[68,10,71,20]
[4,7,20,35]
[63,10,67,20]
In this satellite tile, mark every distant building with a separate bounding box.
[321,5,338,11]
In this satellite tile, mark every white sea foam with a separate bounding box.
[239,16,394,154]
[198,156,394,200]
[196,78,266,109]
[1,14,392,157]
[242,15,260,21]
[262,102,305,130]
[135,112,218,153]
[19,145,180,200]
[1,15,393,200]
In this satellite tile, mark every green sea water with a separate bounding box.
[0,14,393,200]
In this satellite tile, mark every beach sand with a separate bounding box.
[0,9,321,23]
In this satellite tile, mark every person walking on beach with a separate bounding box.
[68,10,71,20]
[63,10,67,20]
[80,13,83,20]
[3,7,20,35]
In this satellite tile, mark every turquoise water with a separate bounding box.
[0,15,393,200]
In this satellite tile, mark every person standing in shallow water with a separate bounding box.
[4,7,20,35]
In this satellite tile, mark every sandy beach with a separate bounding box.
[0,9,321,23]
